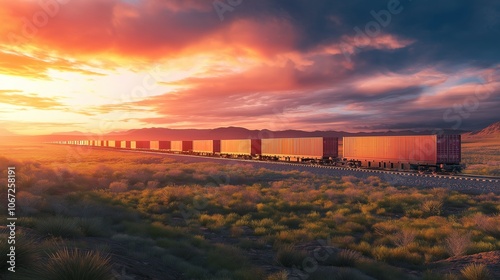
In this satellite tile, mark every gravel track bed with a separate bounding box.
[120,149,500,194]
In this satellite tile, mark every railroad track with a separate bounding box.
[86,146,500,184]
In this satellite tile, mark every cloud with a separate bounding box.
[0,51,104,79]
[0,90,64,109]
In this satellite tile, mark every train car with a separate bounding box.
[120,141,127,148]
[130,141,136,149]
[343,135,461,171]
[220,139,261,157]
[171,141,193,152]
[192,140,221,155]
[108,140,117,147]
[261,137,338,162]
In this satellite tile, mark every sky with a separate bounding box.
[0,0,499,135]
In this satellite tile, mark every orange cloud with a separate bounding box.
[0,50,104,79]
[0,90,64,109]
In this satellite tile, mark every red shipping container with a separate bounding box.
[159,141,171,150]
[136,141,150,149]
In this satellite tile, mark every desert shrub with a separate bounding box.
[36,248,112,280]
[468,241,495,254]
[355,259,411,280]
[336,249,363,267]
[445,231,472,257]
[276,244,308,267]
[392,229,417,247]
[109,180,128,193]
[460,263,491,280]
[0,234,39,272]
[36,217,83,238]
[372,246,423,265]
[421,200,443,216]
[267,270,288,280]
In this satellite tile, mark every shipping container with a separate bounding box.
[261,137,338,160]
[220,139,261,156]
[130,141,136,149]
[126,141,131,149]
[192,140,221,154]
[171,141,193,152]
[343,135,461,169]
[108,140,116,147]
[120,141,127,148]
[135,141,150,149]
[150,141,160,150]
[159,141,171,150]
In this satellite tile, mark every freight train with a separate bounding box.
[55,135,463,173]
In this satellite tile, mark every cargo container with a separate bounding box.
[261,137,338,161]
[343,135,461,170]
[220,139,261,156]
[108,140,116,147]
[192,140,221,154]
[120,141,127,148]
[130,141,136,149]
[135,141,150,149]
[159,141,171,150]
[126,141,131,149]
[150,141,160,150]
[171,141,193,152]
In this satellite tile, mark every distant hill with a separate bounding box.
[70,127,469,141]
[51,131,97,136]
[464,121,500,138]
[5,126,472,142]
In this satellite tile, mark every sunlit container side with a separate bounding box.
[120,141,127,148]
[343,135,461,169]
[108,140,116,147]
[158,141,171,150]
[135,141,150,149]
[192,140,221,154]
[150,141,160,150]
[220,139,261,156]
[130,141,136,149]
[261,137,338,160]
[171,141,193,152]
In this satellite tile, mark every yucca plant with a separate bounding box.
[460,263,491,280]
[37,248,113,280]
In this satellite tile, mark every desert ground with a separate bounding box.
[0,140,499,280]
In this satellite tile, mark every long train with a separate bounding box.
[54,135,463,173]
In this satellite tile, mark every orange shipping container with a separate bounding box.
[193,140,221,153]
[261,137,338,159]
[220,139,261,155]
[171,141,193,152]
[343,135,461,166]
[150,141,160,150]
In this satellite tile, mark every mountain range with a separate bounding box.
[2,122,499,142]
